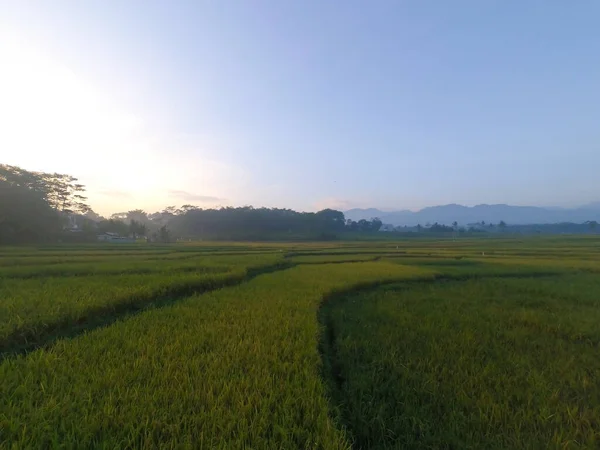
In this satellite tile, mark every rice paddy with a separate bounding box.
[1,236,599,448]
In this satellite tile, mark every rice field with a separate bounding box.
[1,236,599,448]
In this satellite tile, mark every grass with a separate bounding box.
[0,237,599,448]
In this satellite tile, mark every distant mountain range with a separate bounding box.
[344,203,600,226]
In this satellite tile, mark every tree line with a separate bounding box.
[1,164,383,243]
[1,164,90,243]
[3,163,598,244]
[397,220,598,235]
[99,206,382,241]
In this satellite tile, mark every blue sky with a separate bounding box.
[1,1,599,215]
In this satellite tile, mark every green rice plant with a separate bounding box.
[289,254,383,264]
[0,253,284,279]
[382,256,575,279]
[321,274,600,449]
[0,262,433,449]
[0,259,221,278]
[1,236,599,448]
[473,256,600,273]
[0,253,283,355]
[0,252,204,267]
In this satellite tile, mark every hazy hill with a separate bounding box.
[345,203,600,226]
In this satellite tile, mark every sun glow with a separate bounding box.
[0,30,246,215]
[0,31,175,211]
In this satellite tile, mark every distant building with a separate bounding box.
[97,232,136,243]
[379,224,396,232]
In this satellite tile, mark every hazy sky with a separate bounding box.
[1,1,599,215]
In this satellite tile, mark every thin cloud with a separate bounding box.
[168,190,223,203]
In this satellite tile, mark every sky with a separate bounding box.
[1,1,599,216]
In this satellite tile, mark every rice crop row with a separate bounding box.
[0,254,285,279]
[0,253,283,355]
[320,272,600,449]
[0,262,433,448]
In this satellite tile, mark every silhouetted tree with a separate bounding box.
[428,222,454,232]
[97,219,129,236]
[0,177,62,243]
[129,219,147,239]
[370,217,383,232]
[0,164,93,243]
[316,209,346,231]
[158,225,171,243]
[1,164,90,215]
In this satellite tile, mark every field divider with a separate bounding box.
[0,261,294,361]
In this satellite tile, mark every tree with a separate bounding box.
[85,210,104,222]
[452,221,458,230]
[370,217,383,232]
[429,222,454,232]
[126,209,149,224]
[179,204,199,214]
[0,164,85,243]
[0,165,91,216]
[147,206,180,230]
[42,173,90,215]
[158,225,171,243]
[0,178,62,243]
[499,220,507,232]
[357,219,370,232]
[316,209,346,231]
[346,219,359,231]
[0,164,48,193]
[97,219,129,236]
[129,219,147,239]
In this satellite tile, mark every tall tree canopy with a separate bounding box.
[0,164,91,243]
[0,165,90,215]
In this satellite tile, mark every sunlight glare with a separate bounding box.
[0,31,168,204]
